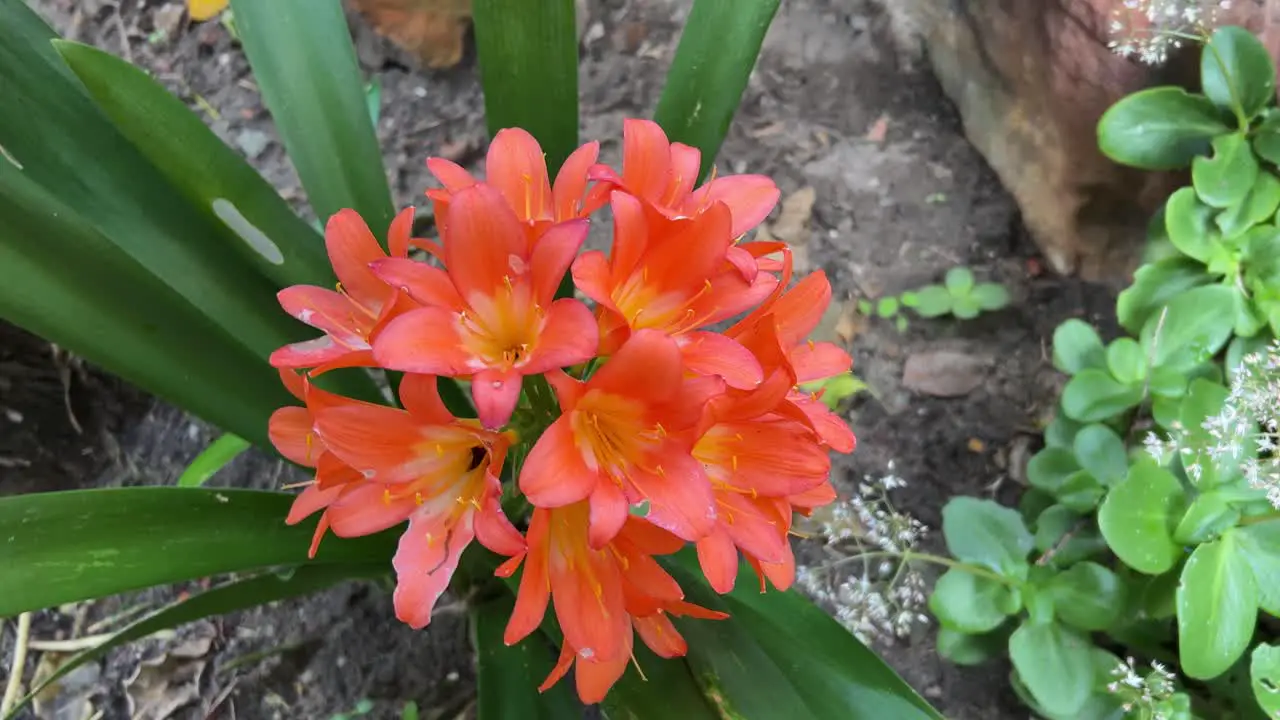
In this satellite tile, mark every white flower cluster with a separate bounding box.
[1107,0,1232,65]
[1146,342,1280,507]
[1107,657,1180,717]
[796,462,931,646]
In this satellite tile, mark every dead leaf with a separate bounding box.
[864,114,889,143]
[833,299,862,345]
[187,0,227,22]
[124,623,217,720]
[770,186,816,244]
[348,0,472,69]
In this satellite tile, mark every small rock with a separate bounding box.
[234,129,270,160]
[153,4,185,40]
[901,351,990,397]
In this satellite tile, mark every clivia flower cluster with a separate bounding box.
[266,119,856,703]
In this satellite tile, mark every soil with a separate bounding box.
[3,0,1124,718]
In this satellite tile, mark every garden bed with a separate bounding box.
[2,0,1120,717]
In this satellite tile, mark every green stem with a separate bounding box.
[1239,510,1280,526]
[839,550,1019,587]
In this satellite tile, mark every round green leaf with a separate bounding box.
[1178,378,1240,488]
[1148,365,1189,399]
[1117,258,1216,334]
[945,266,974,295]
[1048,562,1124,631]
[1139,284,1238,373]
[1026,447,1080,493]
[1044,413,1083,448]
[942,496,1034,576]
[951,294,980,320]
[1058,471,1106,513]
[971,282,1010,311]
[1177,532,1258,680]
[1052,319,1107,375]
[1153,395,1183,430]
[1097,86,1231,170]
[1255,128,1280,166]
[910,284,952,318]
[1072,424,1129,486]
[876,296,899,318]
[1201,26,1276,120]
[1020,488,1057,526]
[898,291,919,308]
[1104,337,1147,385]
[936,626,1006,667]
[1033,505,1107,568]
[1227,333,1274,381]
[1237,521,1280,617]
[1218,172,1280,239]
[1098,459,1186,575]
[1235,286,1268,337]
[928,569,1018,633]
[1009,621,1094,717]
[1250,644,1280,716]
[1173,491,1240,545]
[1061,368,1144,423]
[1165,186,1222,261]
[1192,133,1259,208]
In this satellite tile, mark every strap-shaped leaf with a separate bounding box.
[53,40,336,290]
[473,593,581,720]
[0,488,397,616]
[653,0,780,179]
[3,562,387,720]
[472,0,579,173]
[229,0,395,237]
[177,433,252,487]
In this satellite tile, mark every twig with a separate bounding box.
[25,633,114,653]
[1,612,33,717]
[1036,518,1088,567]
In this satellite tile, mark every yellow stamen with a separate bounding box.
[414,492,425,505]
[382,488,392,505]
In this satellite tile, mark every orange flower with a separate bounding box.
[588,118,780,239]
[518,329,723,545]
[371,183,599,429]
[271,207,418,373]
[572,192,776,387]
[425,127,603,242]
[284,373,524,629]
[500,503,727,704]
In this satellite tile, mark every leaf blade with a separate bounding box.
[177,433,252,487]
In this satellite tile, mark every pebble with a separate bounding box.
[902,350,990,397]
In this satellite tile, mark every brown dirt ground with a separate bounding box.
[2,0,1125,718]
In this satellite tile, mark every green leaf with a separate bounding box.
[1237,521,1280,617]
[365,78,382,126]
[971,282,1010,311]
[1140,283,1237,373]
[1173,491,1240,544]
[177,432,251,487]
[1072,424,1129,486]
[1097,86,1231,170]
[664,555,943,719]
[1218,172,1280,238]
[942,496,1033,576]
[472,0,579,174]
[950,294,981,320]
[1251,644,1280,716]
[1149,365,1189,399]
[1033,505,1106,567]
[1058,471,1106,513]
[0,488,397,616]
[1192,133,1260,208]
[1027,447,1080,493]
[1201,26,1276,120]
[652,0,781,180]
[1227,333,1274,381]
[1105,337,1147,385]
[928,569,1019,633]
[909,284,952,318]
[1048,562,1124,632]
[52,40,336,290]
[1052,319,1107,375]
[1178,378,1241,488]
[5,563,384,719]
[603,640,719,720]
[1255,126,1280,165]
[1009,621,1094,716]
[1044,414,1084,448]
[1098,459,1186,575]
[229,0,394,236]
[1178,531,1258,680]
[1117,258,1216,334]
[1061,369,1143,423]
[935,626,1008,667]
[1166,185,1224,261]
[876,296,900,318]
[473,594,581,720]
[945,266,975,295]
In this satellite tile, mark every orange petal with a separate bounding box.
[373,306,473,376]
[790,342,852,384]
[587,481,629,550]
[310,349,378,376]
[269,336,356,370]
[538,641,575,695]
[397,373,455,425]
[506,509,552,646]
[789,479,838,510]
[553,140,600,220]
[716,492,789,565]
[695,528,739,594]
[770,271,833,348]
[750,545,796,592]
[286,483,342,525]
[544,368,586,412]
[276,285,373,347]
[620,118,673,202]
[789,392,856,454]
[325,209,390,310]
[550,547,629,666]
[633,612,687,659]
[625,450,715,542]
[278,368,307,401]
[606,190,648,280]
[442,184,529,301]
[678,332,762,390]
[388,206,415,259]
[426,157,477,192]
[370,257,464,310]
[616,516,685,555]
[667,599,730,621]
[522,299,599,375]
[487,127,552,223]
[472,367,522,430]
[618,551,683,605]
[393,509,475,629]
[569,250,616,309]
[475,489,526,557]
[589,329,683,403]
[327,484,416,537]
[705,419,830,497]
[574,636,632,705]
[269,406,318,467]
[314,404,441,484]
[667,142,702,205]
[315,451,363,490]
[686,174,781,238]
[519,419,598,507]
[642,204,735,297]
[530,219,588,302]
